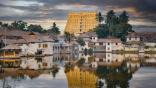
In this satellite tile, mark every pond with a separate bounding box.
[0,53,156,88]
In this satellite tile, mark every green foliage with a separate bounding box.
[94,24,109,38]
[94,10,134,42]
[0,21,61,34]
[49,22,60,35]
[76,37,85,46]
[28,24,46,33]
[64,32,74,42]
[97,12,104,24]
[88,48,93,55]
[0,40,5,49]
[88,56,94,63]
[145,46,149,49]
[51,65,59,78]
[77,58,85,67]
[11,20,27,31]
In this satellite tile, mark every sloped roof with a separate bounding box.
[138,32,156,43]
[80,32,97,38]
[2,44,21,50]
[0,28,55,43]
[94,37,122,43]
[126,32,140,38]
[0,39,27,44]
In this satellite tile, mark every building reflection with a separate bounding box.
[0,53,156,88]
[65,53,142,88]
[65,66,98,88]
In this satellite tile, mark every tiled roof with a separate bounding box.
[138,32,156,43]
[93,37,121,43]
[79,32,97,38]
[126,32,140,38]
[0,28,54,44]
[2,44,21,50]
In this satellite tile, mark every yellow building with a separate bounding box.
[66,66,98,88]
[65,12,99,35]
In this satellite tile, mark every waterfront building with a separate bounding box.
[0,29,55,56]
[0,44,21,58]
[126,32,141,43]
[125,32,143,52]
[65,12,99,35]
[53,36,71,54]
[92,36,123,52]
[78,32,98,52]
[91,53,124,68]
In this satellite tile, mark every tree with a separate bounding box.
[119,11,129,24]
[76,37,85,46]
[77,58,85,67]
[97,12,104,24]
[2,23,9,28]
[0,40,5,49]
[28,24,46,33]
[11,20,27,31]
[94,24,109,38]
[94,10,134,42]
[64,32,75,42]
[51,65,59,78]
[49,22,60,35]
[0,22,2,26]
[64,32,71,42]
[106,10,118,27]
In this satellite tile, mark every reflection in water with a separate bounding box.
[0,53,156,88]
[65,66,98,88]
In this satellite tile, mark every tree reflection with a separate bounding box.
[96,62,132,88]
[51,65,59,78]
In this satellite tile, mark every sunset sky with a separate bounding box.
[0,0,156,32]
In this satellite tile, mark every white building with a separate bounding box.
[78,32,98,52]
[0,31,55,56]
[19,32,55,56]
[20,56,54,70]
[91,53,124,68]
[126,32,141,43]
[92,37,123,52]
[53,36,71,54]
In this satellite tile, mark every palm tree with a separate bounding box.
[49,22,60,35]
[119,11,129,24]
[97,12,104,25]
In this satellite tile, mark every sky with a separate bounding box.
[0,0,156,32]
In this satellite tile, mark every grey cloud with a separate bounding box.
[0,0,155,28]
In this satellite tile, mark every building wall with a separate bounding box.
[41,42,53,55]
[145,43,156,47]
[93,42,123,52]
[126,37,140,42]
[19,42,54,56]
[65,12,99,34]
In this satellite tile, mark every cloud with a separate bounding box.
[0,0,155,31]
[54,4,98,11]
[0,0,44,7]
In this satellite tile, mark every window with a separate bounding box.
[99,42,103,45]
[43,44,48,48]
[108,54,110,57]
[108,43,110,45]
[129,37,131,40]
[116,43,118,45]
[135,37,137,40]
[38,44,41,48]
[107,47,110,50]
